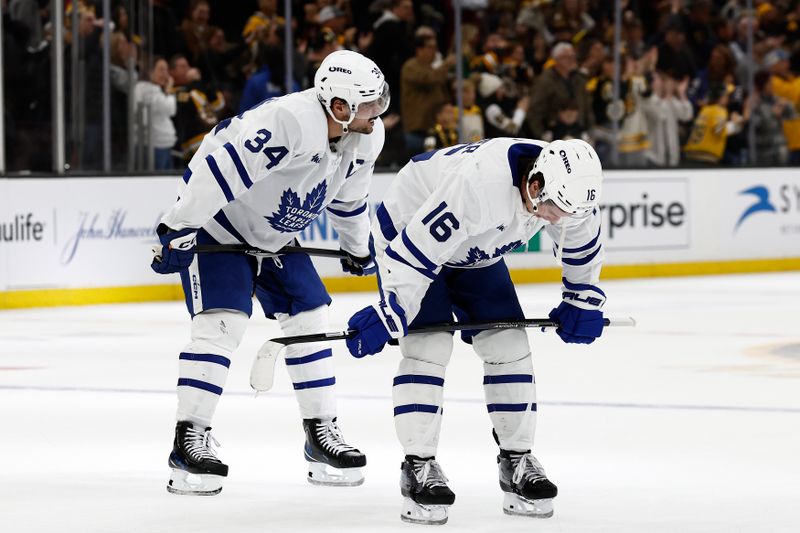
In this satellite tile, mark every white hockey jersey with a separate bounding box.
[160,88,384,258]
[372,137,604,323]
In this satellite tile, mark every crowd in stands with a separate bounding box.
[4,0,800,173]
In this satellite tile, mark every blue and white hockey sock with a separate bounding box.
[482,355,536,452]
[283,342,337,419]
[392,357,446,458]
[277,307,337,420]
[176,310,247,427]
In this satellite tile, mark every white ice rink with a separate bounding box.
[2,273,799,533]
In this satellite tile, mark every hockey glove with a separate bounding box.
[548,301,604,344]
[346,294,408,358]
[151,223,197,274]
[340,249,377,276]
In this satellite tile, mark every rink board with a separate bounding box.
[1,168,799,308]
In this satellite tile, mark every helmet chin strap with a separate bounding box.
[526,178,567,263]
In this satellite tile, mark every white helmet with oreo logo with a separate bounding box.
[314,50,390,129]
[527,139,603,216]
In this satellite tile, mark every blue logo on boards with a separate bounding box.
[265,181,327,233]
[735,185,776,231]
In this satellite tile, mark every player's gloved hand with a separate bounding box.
[151,223,197,274]
[346,294,408,358]
[340,249,377,276]
[549,301,604,344]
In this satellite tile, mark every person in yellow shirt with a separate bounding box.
[764,48,800,162]
[683,84,744,164]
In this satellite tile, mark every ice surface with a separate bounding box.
[1,273,799,533]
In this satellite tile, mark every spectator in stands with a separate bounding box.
[616,55,651,167]
[527,42,593,141]
[470,32,509,75]
[151,0,181,59]
[478,73,528,138]
[242,0,284,55]
[9,0,48,52]
[423,102,459,151]
[657,16,697,81]
[109,30,138,169]
[400,33,456,156]
[689,44,737,108]
[548,0,595,43]
[179,0,220,69]
[454,77,484,143]
[134,57,177,170]
[305,26,341,83]
[239,42,299,114]
[751,70,792,165]
[169,54,224,163]
[683,84,744,165]
[504,42,535,91]
[644,72,694,167]
[679,0,715,71]
[578,38,606,80]
[64,4,104,169]
[544,99,590,143]
[368,0,414,114]
[588,54,617,163]
[764,47,800,162]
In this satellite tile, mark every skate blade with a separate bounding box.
[502,492,553,518]
[401,497,449,525]
[307,461,364,487]
[166,468,224,496]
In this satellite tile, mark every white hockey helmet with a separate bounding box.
[527,139,603,216]
[314,50,390,129]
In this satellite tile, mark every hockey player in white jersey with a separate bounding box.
[150,50,389,495]
[345,138,605,524]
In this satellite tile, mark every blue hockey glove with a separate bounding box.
[549,301,604,344]
[151,223,197,274]
[340,249,377,276]
[346,294,408,357]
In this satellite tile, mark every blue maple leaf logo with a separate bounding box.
[448,246,491,267]
[448,240,525,267]
[494,240,524,256]
[265,181,327,233]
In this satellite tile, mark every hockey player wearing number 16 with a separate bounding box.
[346,138,606,524]
[150,50,389,495]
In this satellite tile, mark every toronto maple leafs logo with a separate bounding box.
[265,181,327,233]
[447,240,525,267]
[494,240,524,256]
[448,247,491,267]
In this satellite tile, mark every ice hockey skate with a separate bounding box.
[498,450,557,518]
[399,456,456,525]
[303,418,366,486]
[166,421,228,496]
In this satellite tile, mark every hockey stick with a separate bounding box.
[195,244,349,259]
[250,316,636,392]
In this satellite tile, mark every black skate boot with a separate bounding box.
[400,456,456,525]
[498,449,557,518]
[167,421,228,495]
[303,417,366,486]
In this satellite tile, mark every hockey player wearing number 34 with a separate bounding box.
[346,137,605,524]
[150,50,389,495]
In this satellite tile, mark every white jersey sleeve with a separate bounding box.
[376,164,497,323]
[544,208,605,309]
[161,104,301,231]
[326,120,385,258]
